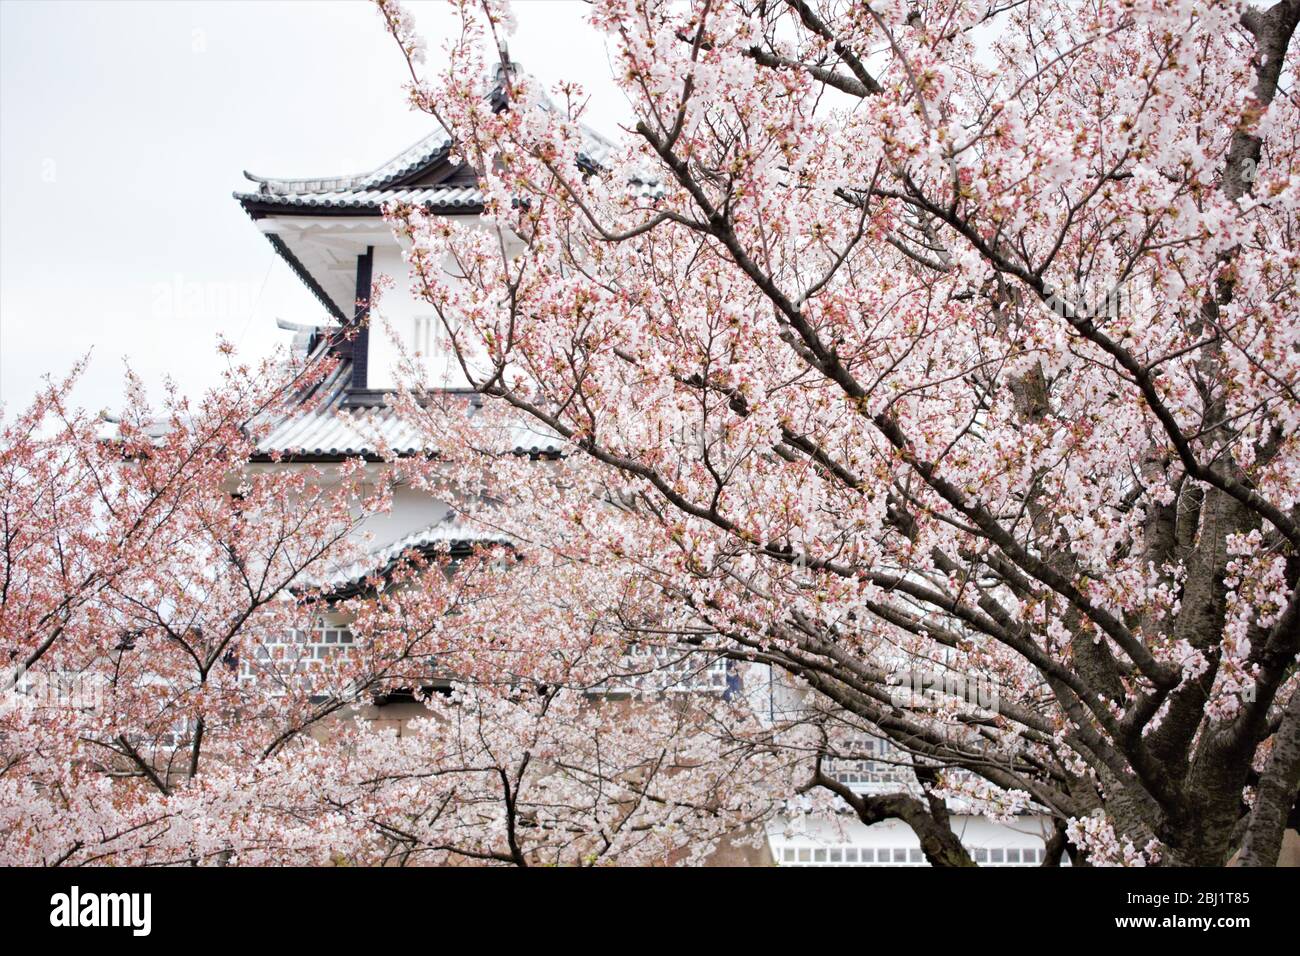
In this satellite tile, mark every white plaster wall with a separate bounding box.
[366,218,522,392]
[368,243,468,391]
[240,462,452,553]
[353,482,452,552]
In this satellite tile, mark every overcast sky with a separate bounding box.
[0,0,626,414]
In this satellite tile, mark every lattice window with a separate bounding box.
[411,315,445,359]
[777,844,1046,866]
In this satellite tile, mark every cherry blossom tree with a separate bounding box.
[375,0,1300,865]
[0,349,386,864]
[6,0,1298,870]
[1,347,779,865]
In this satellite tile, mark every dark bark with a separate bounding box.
[1042,820,1069,867]
[811,762,976,867]
[1238,689,1300,865]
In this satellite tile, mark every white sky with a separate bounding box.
[0,0,627,414]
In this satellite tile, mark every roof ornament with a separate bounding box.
[493,38,518,107]
[496,38,514,79]
[275,317,330,333]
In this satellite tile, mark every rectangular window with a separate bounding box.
[412,315,445,359]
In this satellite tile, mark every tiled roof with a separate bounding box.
[233,185,483,212]
[251,350,564,460]
[315,514,511,592]
[237,72,615,217]
[244,130,454,197]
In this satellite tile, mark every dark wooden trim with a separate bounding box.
[351,247,374,391]
[264,233,347,322]
[237,197,484,219]
[372,683,455,705]
[341,387,484,408]
[248,448,561,464]
[248,452,391,464]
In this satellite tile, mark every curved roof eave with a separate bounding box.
[243,131,454,197]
